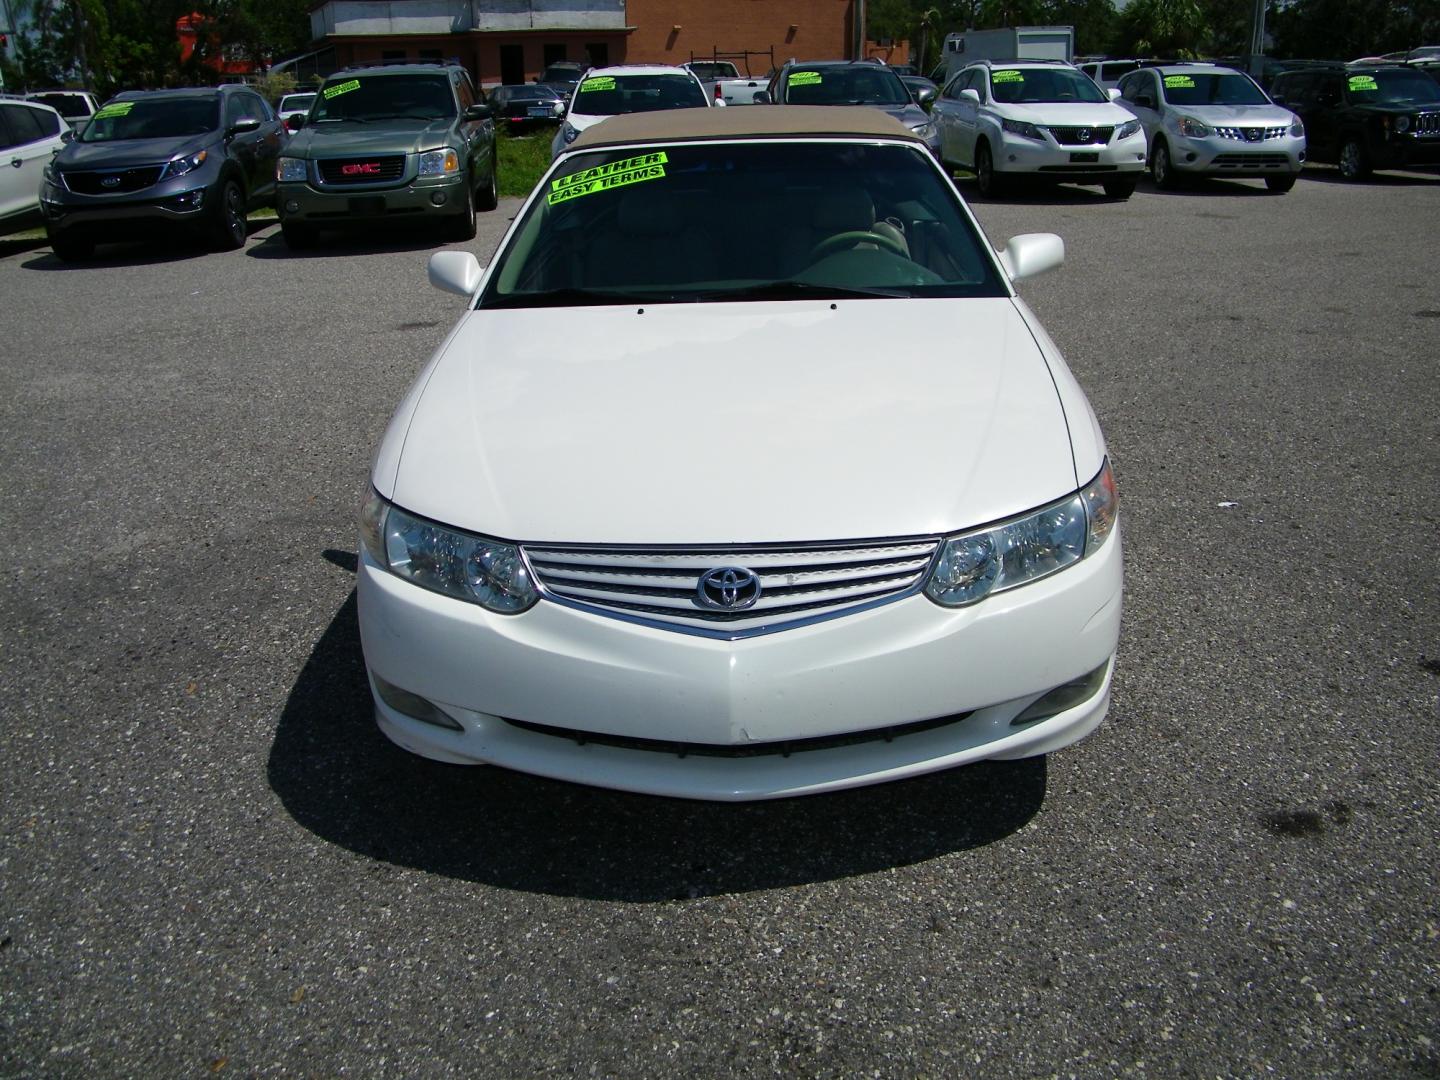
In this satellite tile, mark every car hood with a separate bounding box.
[996,102,1136,125]
[287,118,454,157]
[382,299,1080,545]
[58,134,212,170]
[1169,103,1295,124]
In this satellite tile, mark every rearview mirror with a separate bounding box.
[464,103,493,121]
[1107,87,1121,101]
[286,114,305,131]
[428,251,484,297]
[228,117,262,136]
[999,233,1064,282]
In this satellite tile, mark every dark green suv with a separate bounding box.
[276,63,497,247]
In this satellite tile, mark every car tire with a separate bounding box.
[1151,140,1180,190]
[975,141,1005,197]
[210,179,247,250]
[1102,177,1138,199]
[1265,174,1297,193]
[281,221,319,249]
[49,231,94,262]
[1338,138,1371,180]
[476,161,498,212]
[446,181,477,241]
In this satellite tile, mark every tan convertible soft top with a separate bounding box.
[568,105,924,151]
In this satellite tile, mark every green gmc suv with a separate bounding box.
[276,63,497,247]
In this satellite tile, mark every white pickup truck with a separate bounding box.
[682,61,770,105]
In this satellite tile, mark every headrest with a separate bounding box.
[811,188,874,231]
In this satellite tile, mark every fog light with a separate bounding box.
[1011,663,1109,726]
[372,673,463,730]
[285,199,300,213]
[429,191,448,207]
[167,189,205,211]
[1186,152,1198,162]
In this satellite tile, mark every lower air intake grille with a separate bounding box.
[523,538,940,638]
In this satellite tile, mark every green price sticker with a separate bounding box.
[1348,75,1377,91]
[789,71,823,86]
[93,102,134,120]
[323,79,361,100]
[548,152,668,206]
[1164,75,1196,89]
[992,70,1024,83]
[579,77,616,92]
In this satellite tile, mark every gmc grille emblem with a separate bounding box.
[341,162,383,176]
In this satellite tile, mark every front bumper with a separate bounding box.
[995,129,1148,180]
[357,526,1123,801]
[40,177,214,235]
[1371,131,1440,169]
[1168,131,1306,177]
[277,172,467,226]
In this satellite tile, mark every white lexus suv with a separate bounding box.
[931,59,1148,197]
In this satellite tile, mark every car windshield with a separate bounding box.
[989,68,1107,104]
[480,141,1005,308]
[30,93,90,118]
[784,66,911,105]
[688,63,737,79]
[541,65,585,84]
[503,87,556,102]
[1160,71,1269,105]
[570,73,707,116]
[311,75,455,122]
[1345,69,1440,105]
[80,98,218,142]
[279,94,316,112]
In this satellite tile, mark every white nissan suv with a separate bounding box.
[931,59,1148,198]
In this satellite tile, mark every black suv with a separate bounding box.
[41,84,285,260]
[276,63,496,247]
[1270,64,1440,179]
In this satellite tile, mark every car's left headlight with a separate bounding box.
[276,156,307,182]
[925,460,1117,608]
[360,488,539,614]
[561,122,580,145]
[1176,115,1211,138]
[160,149,208,180]
[1117,118,1142,140]
[417,148,460,176]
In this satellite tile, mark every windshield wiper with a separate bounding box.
[484,287,678,309]
[315,116,368,123]
[692,281,910,301]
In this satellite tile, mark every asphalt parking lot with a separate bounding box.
[1,164,1437,1077]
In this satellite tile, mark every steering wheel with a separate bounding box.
[807,229,909,261]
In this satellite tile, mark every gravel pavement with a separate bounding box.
[1,167,1437,1077]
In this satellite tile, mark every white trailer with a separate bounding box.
[938,26,1075,85]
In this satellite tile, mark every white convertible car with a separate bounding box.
[358,107,1122,801]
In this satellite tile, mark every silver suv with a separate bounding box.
[1116,64,1306,192]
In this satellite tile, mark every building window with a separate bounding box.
[585,43,608,68]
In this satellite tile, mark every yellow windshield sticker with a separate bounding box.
[323,79,360,100]
[789,71,823,86]
[992,70,1024,83]
[579,76,616,92]
[1348,75,1378,91]
[548,152,668,206]
[1164,75,1196,89]
[94,102,135,119]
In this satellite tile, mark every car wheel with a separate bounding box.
[975,141,1004,197]
[446,181,477,241]
[1102,177,1137,199]
[210,179,247,250]
[49,231,94,262]
[1265,174,1297,193]
[476,162,498,212]
[1338,138,1371,180]
[281,221,319,249]
[1151,140,1179,190]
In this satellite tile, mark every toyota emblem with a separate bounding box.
[696,566,762,610]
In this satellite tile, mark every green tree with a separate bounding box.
[1269,0,1440,60]
[1118,0,1208,56]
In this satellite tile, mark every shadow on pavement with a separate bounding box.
[18,219,276,271]
[246,222,460,259]
[268,557,1048,901]
[1296,165,1440,186]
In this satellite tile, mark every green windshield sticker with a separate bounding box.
[789,71,823,86]
[579,76,616,92]
[1164,75,1196,89]
[1348,75,1378,91]
[323,79,360,99]
[548,152,668,206]
[93,102,134,119]
[992,70,1024,83]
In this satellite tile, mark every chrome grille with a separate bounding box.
[317,155,406,184]
[1213,125,1288,142]
[62,165,165,195]
[1415,112,1440,135]
[1046,125,1114,145]
[523,539,940,637]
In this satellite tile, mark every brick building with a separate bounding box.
[298,0,905,87]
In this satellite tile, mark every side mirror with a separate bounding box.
[464,103,493,121]
[998,233,1064,282]
[1134,95,1155,110]
[555,101,567,117]
[61,129,75,143]
[428,251,484,297]
[960,88,981,104]
[228,117,262,136]
[1107,87,1121,101]
[286,114,305,131]
[915,86,938,107]
[751,90,772,104]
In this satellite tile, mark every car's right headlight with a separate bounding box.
[1289,113,1305,137]
[1001,118,1044,140]
[1176,115,1211,138]
[360,488,539,614]
[925,460,1117,608]
[276,156,307,182]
